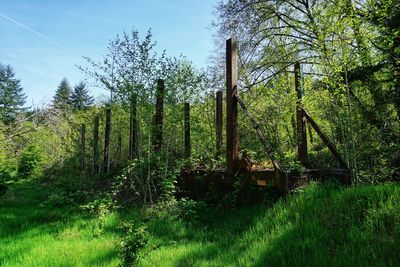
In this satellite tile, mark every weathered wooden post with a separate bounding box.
[295,62,308,166]
[80,123,86,171]
[103,108,112,174]
[153,79,164,152]
[129,93,137,160]
[184,102,191,158]
[216,90,223,158]
[226,38,239,175]
[116,129,122,165]
[93,115,99,175]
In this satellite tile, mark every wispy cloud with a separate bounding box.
[0,10,61,46]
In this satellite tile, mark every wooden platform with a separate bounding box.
[178,167,350,200]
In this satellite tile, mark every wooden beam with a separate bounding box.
[226,38,239,175]
[295,62,308,166]
[103,108,112,174]
[302,108,349,171]
[184,102,191,158]
[80,124,86,171]
[93,115,99,175]
[129,93,137,161]
[116,129,122,165]
[153,79,164,152]
[236,95,284,173]
[216,90,223,158]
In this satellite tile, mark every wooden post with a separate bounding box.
[129,94,137,160]
[184,102,191,158]
[295,62,308,166]
[216,90,223,157]
[153,79,164,152]
[301,108,351,184]
[80,124,86,171]
[93,115,99,175]
[116,129,122,165]
[226,38,239,175]
[103,108,112,174]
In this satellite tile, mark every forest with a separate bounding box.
[0,0,399,266]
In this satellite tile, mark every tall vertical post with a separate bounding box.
[184,102,191,158]
[153,79,164,152]
[226,38,239,175]
[116,129,122,165]
[295,62,308,166]
[80,124,86,171]
[216,90,223,158]
[129,93,137,160]
[93,115,99,175]
[103,108,112,174]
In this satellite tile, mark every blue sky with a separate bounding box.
[0,0,217,106]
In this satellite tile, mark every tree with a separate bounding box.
[79,27,177,104]
[53,78,72,110]
[70,82,94,110]
[0,64,27,124]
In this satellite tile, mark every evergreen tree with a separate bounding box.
[70,82,94,110]
[53,78,72,110]
[0,64,27,124]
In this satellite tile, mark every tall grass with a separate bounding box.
[1,180,399,266]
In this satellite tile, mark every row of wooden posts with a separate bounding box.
[79,37,349,186]
[77,38,239,176]
[79,79,193,175]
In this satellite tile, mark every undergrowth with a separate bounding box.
[1,179,399,266]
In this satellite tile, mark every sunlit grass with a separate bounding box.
[0,181,120,267]
[1,179,399,266]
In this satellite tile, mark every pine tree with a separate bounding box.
[70,82,94,110]
[53,78,72,110]
[0,64,27,124]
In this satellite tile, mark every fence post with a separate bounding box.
[226,37,239,175]
[216,90,223,158]
[153,79,164,152]
[80,123,86,171]
[129,93,137,160]
[295,62,308,166]
[116,129,122,165]
[93,115,99,175]
[103,108,112,174]
[184,102,191,158]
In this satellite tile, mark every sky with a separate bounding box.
[0,0,217,107]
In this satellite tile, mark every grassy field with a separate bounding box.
[1,179,399,266]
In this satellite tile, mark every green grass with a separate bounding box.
[1,179,399,266]
[0,180,120,267]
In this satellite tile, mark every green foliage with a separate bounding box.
[118,223,148,267]
[80,194,117,218]
[70,81,94,110]
[0,63,26,124]
[1,176,400,266]
[53,78,72,110]
[18,144,43,178]
[177,198,211,225]
[0,139,16,181]
[112,156,180,206]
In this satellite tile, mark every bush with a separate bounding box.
[119,224,148,267]
[18,144,43,178]
[112,156,180,206]
[177,198,211,225]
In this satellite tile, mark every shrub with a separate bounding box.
[112,156,180,206]
[119,224,148,267]
[18,144,43,178]
[177,198,211,225]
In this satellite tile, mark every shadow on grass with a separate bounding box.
[144,183,400,267]
[0,179,121,266]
